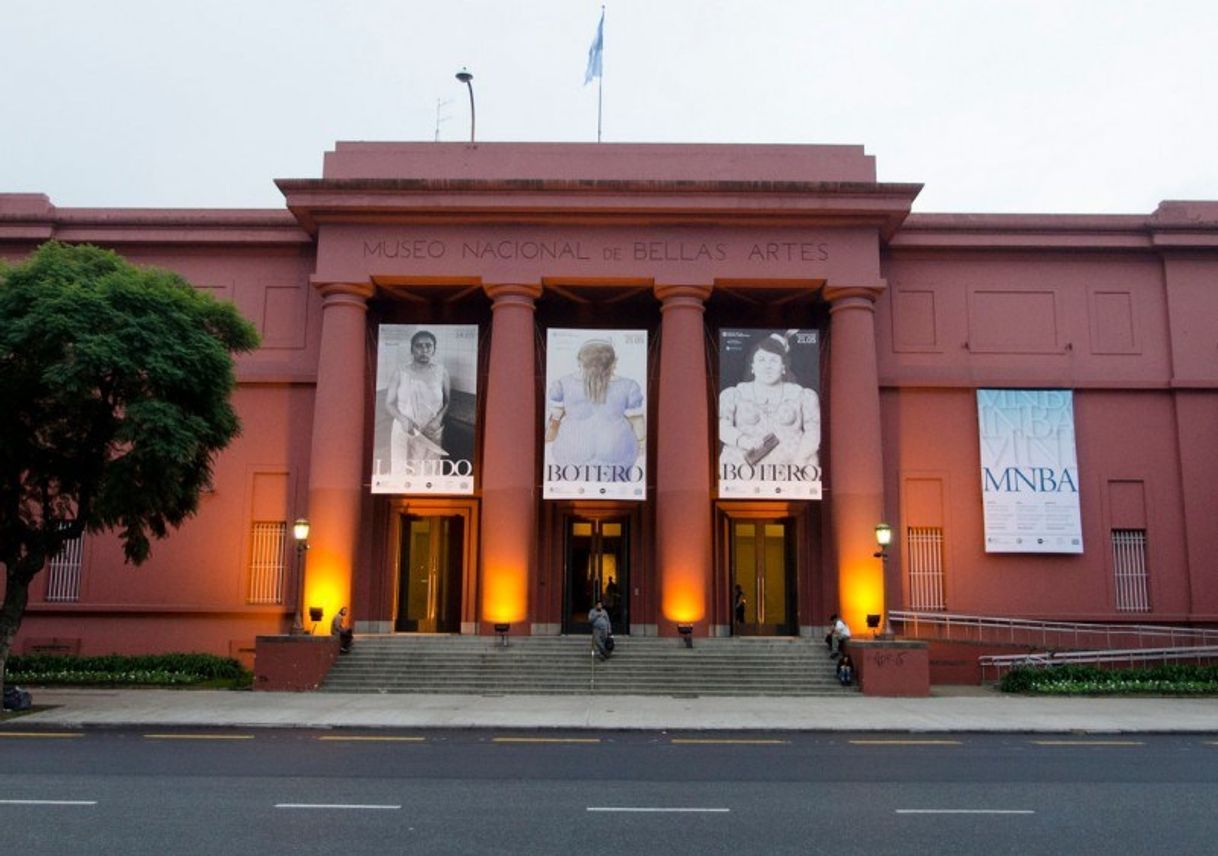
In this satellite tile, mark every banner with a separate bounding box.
[543,328,647,500]
[977,389,1083,553]
[371,324,478,495]
[717,329,822,499]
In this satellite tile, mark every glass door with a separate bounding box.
[563,516,629,634]
[731,519,796,636]
[396,514,464,632]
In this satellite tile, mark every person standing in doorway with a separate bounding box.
[733,584,747,628]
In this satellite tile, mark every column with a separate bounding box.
[479,283,542,631]
[303,280,374,633]
[654,284,714,635]
[824,281,887,636]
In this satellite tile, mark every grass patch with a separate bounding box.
[1000,663,1218,695]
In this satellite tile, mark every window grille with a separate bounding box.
[1112,529,1150,612]
[45,533,84,603]
[907,526,946,611]
[248,521,288,605]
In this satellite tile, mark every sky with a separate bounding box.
[3,1,1216,214]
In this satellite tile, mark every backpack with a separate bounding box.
[605,634,616,653]
[2,685,32,711]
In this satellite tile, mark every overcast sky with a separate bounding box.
[3,1,1215,214]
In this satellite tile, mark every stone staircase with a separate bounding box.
[319,634,856,696]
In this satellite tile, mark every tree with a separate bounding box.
[0,241,259,690]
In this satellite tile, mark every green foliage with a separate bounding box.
[0,240,260,686]
[7,653,249,687]
[0,240,260,578]
[1000,663,1218,695]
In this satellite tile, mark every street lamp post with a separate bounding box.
[290,518,310,634]
[455,68,475,143]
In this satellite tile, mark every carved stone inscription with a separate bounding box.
[362,237,830,264]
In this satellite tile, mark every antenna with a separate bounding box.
[434,98,453,142]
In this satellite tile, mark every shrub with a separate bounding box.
[1000,662,1218,695]
[7,653,248,686]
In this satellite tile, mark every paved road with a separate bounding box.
[3,729,1217,855]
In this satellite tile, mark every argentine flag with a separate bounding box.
[584,10,604,84]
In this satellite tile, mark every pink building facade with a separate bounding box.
[3,142,1217,666]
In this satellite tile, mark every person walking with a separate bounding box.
[588,599,613,661]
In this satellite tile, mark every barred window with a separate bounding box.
[907,526,946,611]
[1112,529,1150,612]
[45,532,84,603]
[248,521,288,605]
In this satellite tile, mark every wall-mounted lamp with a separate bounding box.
[290,518,311,634]
[493,622,511,647]
[873,522,892,559]
[677,624,694,649]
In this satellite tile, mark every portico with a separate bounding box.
[282,141,919,640]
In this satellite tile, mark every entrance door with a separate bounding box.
[396,514,464,633]
[731,519,796,636]
[563,516,629,634]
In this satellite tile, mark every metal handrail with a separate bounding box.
[979,646,1218,682]
[889,610,1218,650]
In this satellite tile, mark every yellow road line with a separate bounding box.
[850,739,962,745]
[318,736,426,742]
[143,734,255,740]
[0,732,82,739]
[1031,740,1143,746]
[670,738,790,745]
[493,737,601,744]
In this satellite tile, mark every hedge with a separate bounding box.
[7,653,247,685]
[1000,662,1218,695]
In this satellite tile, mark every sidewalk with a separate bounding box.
[7,686,1218,733]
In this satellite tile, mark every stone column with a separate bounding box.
[654,284,714,635]
[824,281,887,636]
[479,283,542,633]
[303,280,374,633]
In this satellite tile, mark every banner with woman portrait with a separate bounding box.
[371,324,478,495]
[543,328,648,500]
[717,328,822,499]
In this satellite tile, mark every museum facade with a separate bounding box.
[3,142,1217,661]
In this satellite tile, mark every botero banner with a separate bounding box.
[371,324,478,495]
[543,328,648,500]
[977,389,1083,553]
[718,329,822,499]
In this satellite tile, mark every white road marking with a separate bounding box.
[897,809,1035,815]
[0,800,97,806]
[587,807,731,813]
[275,803,401,810]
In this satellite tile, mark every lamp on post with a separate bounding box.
[455,67,475,143]
[677,624,694,649]
[873,522,892,560]
[290,518,310,634]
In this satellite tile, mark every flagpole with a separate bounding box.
[597,5,604,143]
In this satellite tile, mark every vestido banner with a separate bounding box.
[977,389,1083,553]
[717,329,822,499]
[543,328,648,500]
[371,324,478,495]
